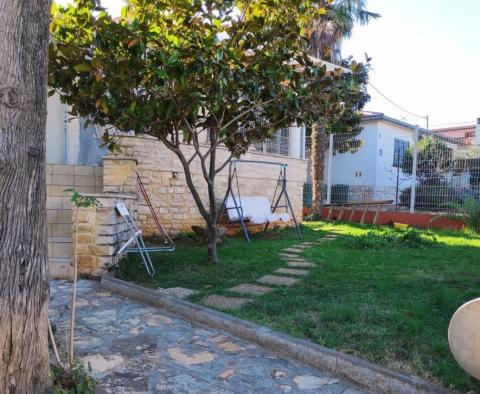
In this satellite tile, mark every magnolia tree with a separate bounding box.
[49,0,367,262]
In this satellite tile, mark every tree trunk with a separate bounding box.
[206,220,218,263]
[0,0,51,393]
[206,125,219,263]
[311,123,327,217]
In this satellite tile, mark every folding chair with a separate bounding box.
[115,202,174,277]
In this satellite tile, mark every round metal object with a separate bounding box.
[448,298,480,380]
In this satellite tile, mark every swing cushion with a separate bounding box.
[226,196,290,224]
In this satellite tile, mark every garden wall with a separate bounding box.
[106,134,308,235]
[71,194,137,276]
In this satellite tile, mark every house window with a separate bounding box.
[393,139,409,167]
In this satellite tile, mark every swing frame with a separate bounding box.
[218,159,302,243]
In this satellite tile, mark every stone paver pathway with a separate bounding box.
[50,280,365,394]
[199,233,340,310]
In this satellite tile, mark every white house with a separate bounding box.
[323,112,464,205]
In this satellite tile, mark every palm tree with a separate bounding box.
[308,0,378,217]
[309,0,380,63]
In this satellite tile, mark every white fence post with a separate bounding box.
[410,125,419,213]
[326,133,334,205]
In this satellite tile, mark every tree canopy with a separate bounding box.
[49,0,369,261]
[402,136,454,184]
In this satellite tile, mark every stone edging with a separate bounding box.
[101,275,450,394]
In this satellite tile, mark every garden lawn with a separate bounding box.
[115,222,480,392]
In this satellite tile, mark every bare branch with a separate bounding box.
[219,98,278,132]
[215,153,234,175]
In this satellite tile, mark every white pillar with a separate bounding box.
[410,125,419,213]
[66,117,81,165]
[288,126,302,158]
[326,133,334,205]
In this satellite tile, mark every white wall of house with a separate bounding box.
[320,118,422,202]
[326,121,378,188]
[46,94,106,165]
[374,120,414,200]
[46,95,67,164]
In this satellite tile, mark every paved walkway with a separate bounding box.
[50,279,365,394]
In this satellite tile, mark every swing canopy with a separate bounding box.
[225,196,290,224]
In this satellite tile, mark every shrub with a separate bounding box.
[345,227,437,249]
[429,197,480,232]
[51,361,95,394]
[400,184,462,210]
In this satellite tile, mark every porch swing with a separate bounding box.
[218,159,302,243]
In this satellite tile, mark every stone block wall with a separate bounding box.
[106,135,308,236]
[47,164,103,278]
[71,194,137,276]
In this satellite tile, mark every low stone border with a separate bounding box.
[101,275,449,394]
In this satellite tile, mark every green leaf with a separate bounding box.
[74,63,92,72]
[167,51,179,66]
[101,100,109,114]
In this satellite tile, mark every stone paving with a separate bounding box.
[200,234,339,310]
[49,279,366,394]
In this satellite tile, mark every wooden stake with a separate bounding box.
[68,207,79,368]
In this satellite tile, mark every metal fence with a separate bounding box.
[304,128,480,213]
[253,129,290,156]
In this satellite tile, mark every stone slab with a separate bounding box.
[287,245,309,248]
[275,268,309,276]
[201,295,251,310]
[157,287,199,299]
[288,261,316,268]
[257,275,299,286]
[284,246,309,252]
[228,283,273,296]
[284,249,304,254]
[282,257,309,263]
[279,253,301,259]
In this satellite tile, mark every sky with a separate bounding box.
[60,0,480,129]
[342,0,480,129]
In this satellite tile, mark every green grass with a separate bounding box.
[115,223,480,392]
